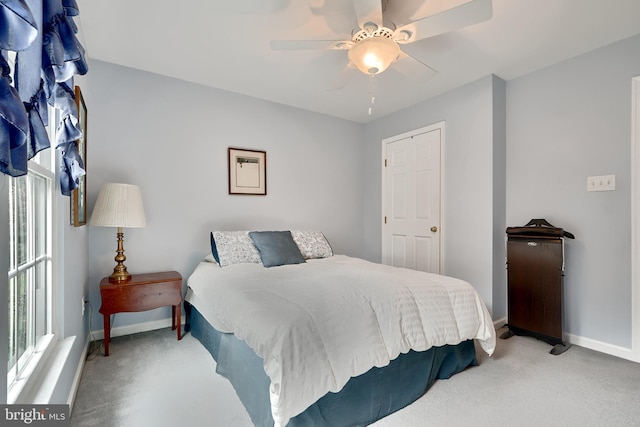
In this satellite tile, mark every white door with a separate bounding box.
[382,123,442,273]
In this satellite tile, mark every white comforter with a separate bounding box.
[186,255,496,427]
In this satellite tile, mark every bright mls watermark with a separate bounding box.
[1,405,69,426]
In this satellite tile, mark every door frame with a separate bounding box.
[631,75,640,362]
[381,121,445,273]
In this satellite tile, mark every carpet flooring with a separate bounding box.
[70,326,640,427]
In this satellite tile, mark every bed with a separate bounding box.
[185,230,496,427]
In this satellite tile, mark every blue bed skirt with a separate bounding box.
[187,304,477,427]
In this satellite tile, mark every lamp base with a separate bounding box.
[109,227,132,283]
[108,270,131,284]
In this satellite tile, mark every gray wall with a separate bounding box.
[362,74,506,315]
[506,33,640,348]
[84,60,365,332]
[492,76,507,321]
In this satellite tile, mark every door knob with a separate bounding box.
[430,226,438,232]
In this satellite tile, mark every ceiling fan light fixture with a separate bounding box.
[348,35,400,75]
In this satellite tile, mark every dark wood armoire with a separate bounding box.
[501,219,574,355]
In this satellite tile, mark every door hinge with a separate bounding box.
[384,159,387,167]
[384,216,387,224]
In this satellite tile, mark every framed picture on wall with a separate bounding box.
[71,85,87,226]
[228,147,267,195]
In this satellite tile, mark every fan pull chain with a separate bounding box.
[368,74,376,116]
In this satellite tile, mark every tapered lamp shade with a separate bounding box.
[90,183,146,228]
[90,183,146,283]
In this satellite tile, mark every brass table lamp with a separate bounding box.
[90,183,146,283]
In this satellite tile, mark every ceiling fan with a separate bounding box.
[271,0,493,88]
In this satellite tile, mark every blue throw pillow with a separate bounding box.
[249,231,306,268]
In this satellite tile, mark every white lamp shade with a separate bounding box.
[348,36,400,75]
[90,183,147,228]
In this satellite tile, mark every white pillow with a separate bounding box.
[290,230,333,259]
[211,231,262,267]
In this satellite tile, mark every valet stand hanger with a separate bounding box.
[524,218,555,228]
[523,218,575,239]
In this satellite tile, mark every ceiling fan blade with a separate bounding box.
[327,63,359,90]
[270,40,351,51]
[352,0,383,30]
[395,0,492,44]
[393,50,437,81]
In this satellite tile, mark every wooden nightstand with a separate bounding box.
[99,271,183,356]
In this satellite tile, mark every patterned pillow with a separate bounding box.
[211,231,262,267]
[290,230,333,259]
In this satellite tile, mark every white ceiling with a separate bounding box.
[75,0,640,123]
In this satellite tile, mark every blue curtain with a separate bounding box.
[0,0,87,195]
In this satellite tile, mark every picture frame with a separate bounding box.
[228,147,267,195]
[71,85,87,226]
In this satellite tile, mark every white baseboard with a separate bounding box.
[499,318,636,362]
[67,335,91,412]
[90,317,184,341]
[493,317,507,330]
[566,333,634,362]
[86,318,638,367]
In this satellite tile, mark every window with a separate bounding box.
[2,3,88,400]
[7,156,54,396]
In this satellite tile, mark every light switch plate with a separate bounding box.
[587,175,616,191]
